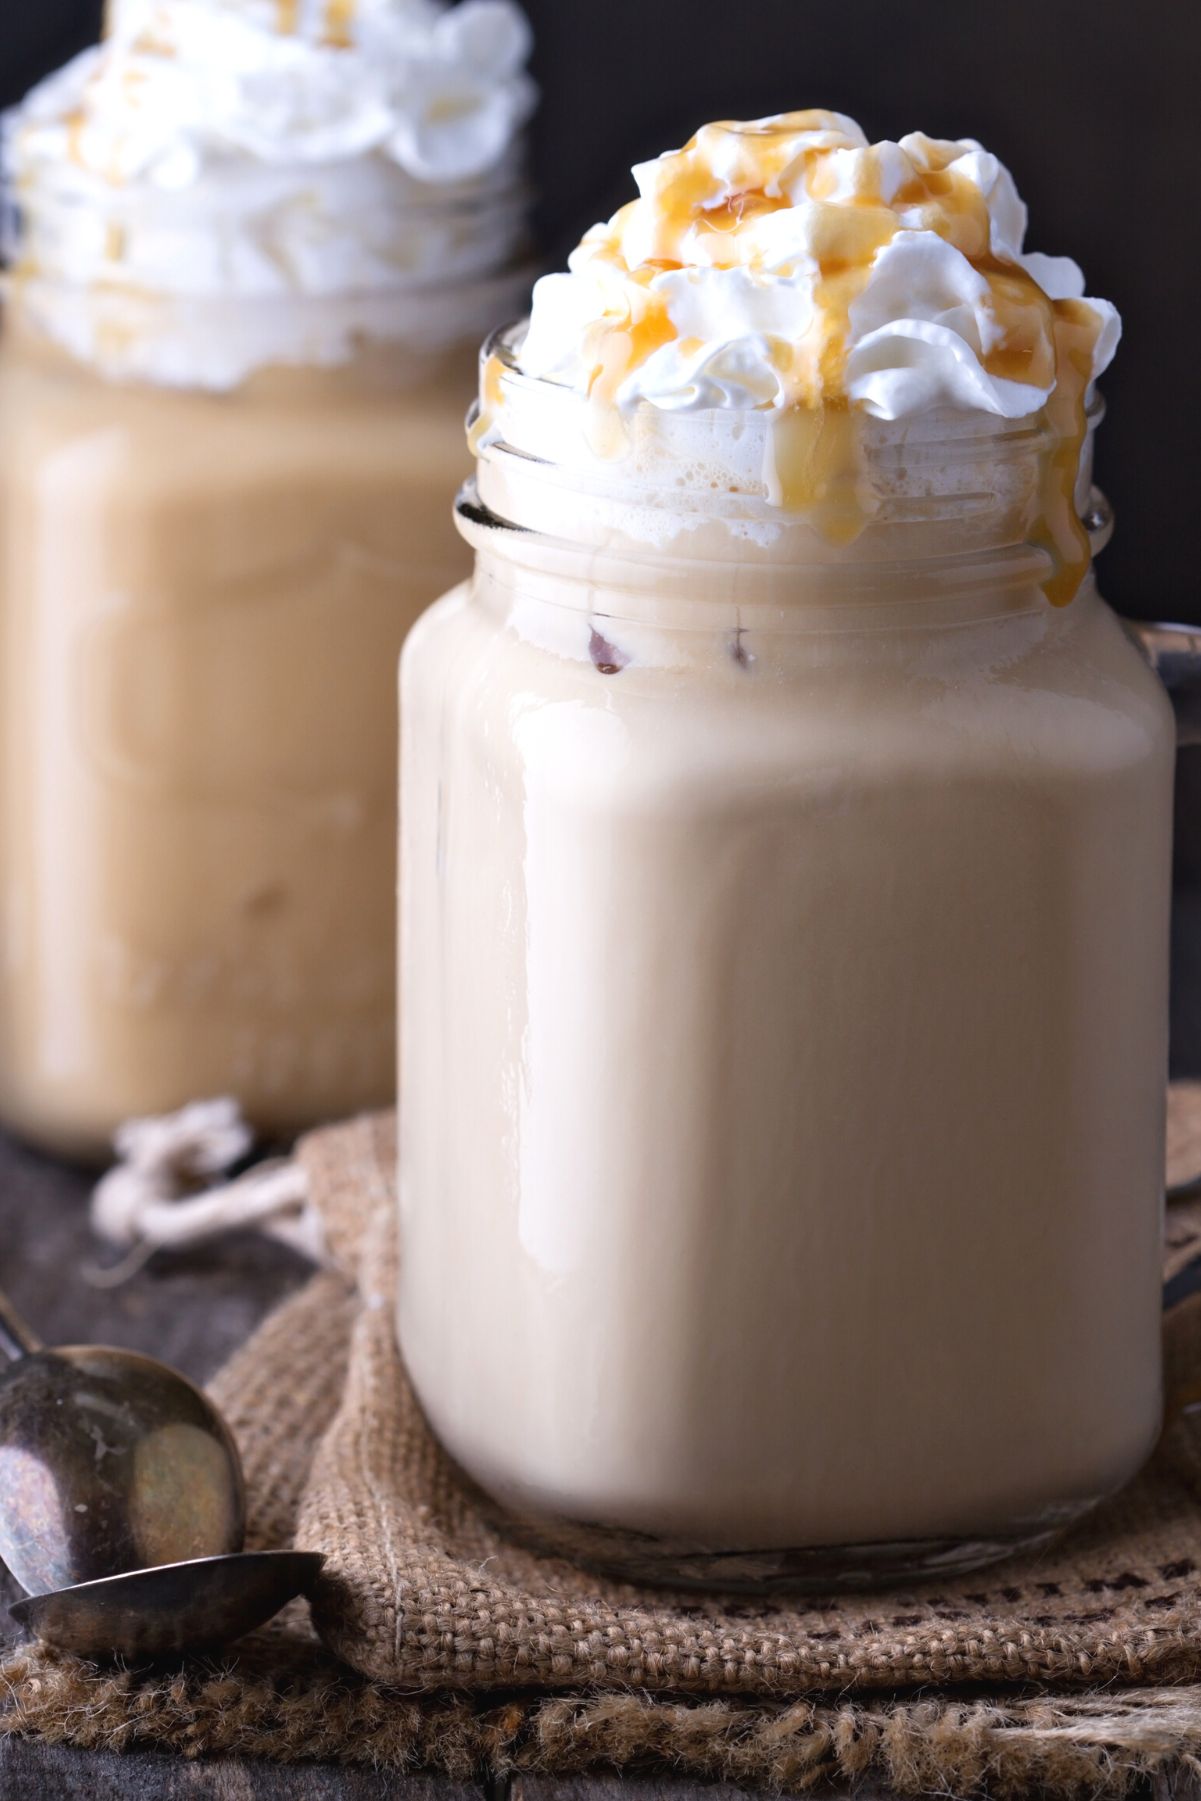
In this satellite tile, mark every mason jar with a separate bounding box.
[397,326,1176,1588]
[0,177,528,1160]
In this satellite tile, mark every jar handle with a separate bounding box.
[1124,620,1201,748]
[1131,619,1201,1206]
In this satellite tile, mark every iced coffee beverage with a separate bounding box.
[0,0,534,1158]
[398,114,1173,1585]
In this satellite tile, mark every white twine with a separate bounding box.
[89,1098,327,1285]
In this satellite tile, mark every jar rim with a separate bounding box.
[468,319,1110,611]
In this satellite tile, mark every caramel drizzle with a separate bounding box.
[323,0,356,47]
[568,113,1103,602]
[468,353,507,456]
[274,1,355,45]
[765,401,866,544]
[1030,302,1097,608]
[67,113,87,168]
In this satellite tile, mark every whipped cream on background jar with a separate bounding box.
[398,113,1184,1587]
[0,0,534,1159]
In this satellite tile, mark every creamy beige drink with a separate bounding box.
[0,322,478,1155]
[0,0,534,1158]
[398,114,1172,1584]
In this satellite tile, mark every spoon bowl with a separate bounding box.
[0,1344,245,1597]
[10,1549,325,1659]
[0,1284,313,1657]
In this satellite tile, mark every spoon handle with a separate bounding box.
[0,1287,42,1362]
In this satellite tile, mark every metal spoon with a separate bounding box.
[0,1285,322,1657]
[9,1550,326,1659]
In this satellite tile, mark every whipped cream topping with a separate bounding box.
[519,112,1118,423]
[21,0,535,192]
[485,112,1119,603]
[3,0,536,384]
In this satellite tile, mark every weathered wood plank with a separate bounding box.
[513,1781,906,1801]
[514,1783,1175,1801]
[0,1737,482,1798]
[514,1769,1163,1800]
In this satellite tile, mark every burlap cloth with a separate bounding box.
[7,1090,1201,1794]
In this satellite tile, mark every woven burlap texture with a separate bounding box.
[6,1086,1201,1796]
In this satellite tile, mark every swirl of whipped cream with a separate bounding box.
[518,111,1119,425]
[2,0,535,383]
[493,111,1119,603]
[12,0,535,193]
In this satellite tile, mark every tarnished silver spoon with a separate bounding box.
[9,1550,325,1659]
[0,1286,322,1657]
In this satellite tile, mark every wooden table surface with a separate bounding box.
[0,1122,1195,1801]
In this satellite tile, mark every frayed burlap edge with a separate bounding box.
[4,1639,1201,1798]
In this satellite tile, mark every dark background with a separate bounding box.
[4,0,1198,624]
[7,0,1201,1065]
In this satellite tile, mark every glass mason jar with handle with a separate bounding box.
[397,327,1188,1588]
[0,0,534,1161]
